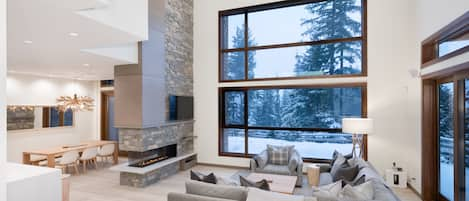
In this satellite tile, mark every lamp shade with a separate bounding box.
[342,118,374,135]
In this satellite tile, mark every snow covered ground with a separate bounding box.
[224,135,353,159]
[440,163,454,201]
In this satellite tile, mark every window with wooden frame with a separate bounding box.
[219,0,367,82]
[219,84,367,162]
[421,12,469,68]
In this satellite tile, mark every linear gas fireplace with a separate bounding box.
[128,144,177,168]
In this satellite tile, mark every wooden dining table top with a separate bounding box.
[23,140,117,156]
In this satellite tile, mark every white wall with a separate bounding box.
[193,0,423,192]
[1,0,7,200]
[6,73,100,163]
[0,0,6,166]
[366,0,421,192]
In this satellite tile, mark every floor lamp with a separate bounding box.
[342,118,374,158]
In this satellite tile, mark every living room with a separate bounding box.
[0,0,468,201]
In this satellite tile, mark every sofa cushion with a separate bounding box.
[332,165,359,182]
[372,180,400,201]
[347,158,369,170]
[356,166,385,184]
[338,181,374,201]
[319,173,333,186]
[312,181,342,200]
[257,164,291,175]
[186,181,248,201]
[342,175,365,187]
[239,176,270,191]
[246,187,304,201]
[217,176,239,186]
[168,192,238,201]
[267,145,293,165]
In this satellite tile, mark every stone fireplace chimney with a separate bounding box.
[112,0,194,187]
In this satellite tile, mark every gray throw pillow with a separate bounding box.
[254,151,268,168]
[266,145,293,165]
[331,150,353,167]
[342,175,366,187]
[347,158,369,170]
[330,153,347,176]
[239,176,270,191]
[332,164,359,182]
[190,170,217,184]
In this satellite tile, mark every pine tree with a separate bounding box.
[224,27,257,80]
[283,0,362,128]
[225,26,259,125]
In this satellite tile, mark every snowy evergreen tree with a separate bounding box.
[223,27,256,80]
[283,0,362,128]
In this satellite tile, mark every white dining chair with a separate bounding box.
[79,147,98,173]
[97,144,115,165]
[55,150,80,175]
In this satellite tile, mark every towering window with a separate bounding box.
[221,85,365,160]
[220,0,366,81]
[219,0,367,162]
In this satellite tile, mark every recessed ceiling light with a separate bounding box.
[68,32,79,37]
[23,40,33,44]
[83,64,90,67]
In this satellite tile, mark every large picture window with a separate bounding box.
[220,84,366,161]
[219,0,366,81]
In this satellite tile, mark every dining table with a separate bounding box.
[22,140,119,168]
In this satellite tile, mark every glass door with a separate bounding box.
[439,82,455,201]
[465,79,469,201]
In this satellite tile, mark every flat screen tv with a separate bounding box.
[169,95,193,121]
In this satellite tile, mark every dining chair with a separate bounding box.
[56,150,80,175]
[97,144,115,165]
[79,147,98,173]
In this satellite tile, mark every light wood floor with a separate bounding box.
[69,161,421,201]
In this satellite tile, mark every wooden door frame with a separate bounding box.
[100,91,127,156]
[100,91,114,140]
[421,63,469,201]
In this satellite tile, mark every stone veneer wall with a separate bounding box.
[165,0,193,97]
[119,121,194,155]
[120,162,180,187]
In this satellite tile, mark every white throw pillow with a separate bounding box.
[338,181,374,201]
[312,181,342,198]
[246,187,304,201]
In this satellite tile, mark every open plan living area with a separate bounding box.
[0,0,469,201]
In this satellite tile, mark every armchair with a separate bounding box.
[250,147,303,186]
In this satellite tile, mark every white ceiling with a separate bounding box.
[7,0,146,80]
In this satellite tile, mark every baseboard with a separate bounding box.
[407,183,422,198]
[196,162,250,170]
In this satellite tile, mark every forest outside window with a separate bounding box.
[219,0,366,81]
[220,85,366,161]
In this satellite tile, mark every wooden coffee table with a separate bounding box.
[246,173,297,194]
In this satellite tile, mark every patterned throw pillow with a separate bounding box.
[190,170,217,184]
[239,176,270,191]
[267,145,293,165]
